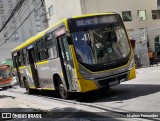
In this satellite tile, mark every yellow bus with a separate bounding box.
[11,13,136,99]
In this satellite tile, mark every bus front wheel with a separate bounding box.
[58,79,70,99]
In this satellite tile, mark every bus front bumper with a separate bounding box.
[77,66,136,92]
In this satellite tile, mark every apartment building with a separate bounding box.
[44,0,160,52]
[0,0,48,62]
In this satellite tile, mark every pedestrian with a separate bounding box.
[153,52,158,66]
[148,49,153,66]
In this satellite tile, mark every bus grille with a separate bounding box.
[98,74,128,87]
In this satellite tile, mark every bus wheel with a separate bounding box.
[58,79,70,99]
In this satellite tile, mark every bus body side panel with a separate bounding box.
[36,60,55,89]
[47,58,64,89]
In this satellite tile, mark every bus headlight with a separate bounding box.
[129,58,135,70]
[79,69,94,80]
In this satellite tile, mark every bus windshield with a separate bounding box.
[71,23,130,69]
[0,67,12,79]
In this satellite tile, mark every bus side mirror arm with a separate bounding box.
[66,36,72,45]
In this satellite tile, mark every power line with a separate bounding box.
[0,0,45,47]
[4,0,37,38]
[0,0,28,33]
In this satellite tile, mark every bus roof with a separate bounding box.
[12,12,115,52]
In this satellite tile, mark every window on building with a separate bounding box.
[48,5,54,16]
[152,10,160,19]
[137,10,147,20]
[122,11,132,21]
[13,32,18,40]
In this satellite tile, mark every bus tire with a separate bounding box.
[58,79,70,99]
[9,85,12,88]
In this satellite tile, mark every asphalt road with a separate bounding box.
[0,65,160,121]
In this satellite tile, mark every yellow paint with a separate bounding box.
[19,66,26,69]
[42,88,55,90]
[77,78,98,92]
[13,68,16,71]
[128,64,136,80]
[29,66,32,77]
[29,87,55,90]
[69,45,79,78]
[60,73,64,78]
[76,71,98,92]
[30,86,36,89]
[36,60,48,65]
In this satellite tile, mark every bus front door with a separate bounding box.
[58,36,76,91]
[28,47,40,88]
[13,54,23,87]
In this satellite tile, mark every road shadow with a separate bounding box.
[76,84,160,102]
[0,95,15,99]
[25,84,160,103]
[47,107,126,120]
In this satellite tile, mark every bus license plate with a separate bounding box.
[109,80,119,86]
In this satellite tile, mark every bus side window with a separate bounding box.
[23,48,29,65]
[18,51,24,66]
[13,54,18,68]
[36,38,48,61]
[45,34,57,59]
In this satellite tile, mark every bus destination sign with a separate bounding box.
[75,15,119,27]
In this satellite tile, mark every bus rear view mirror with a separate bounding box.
[130,39,136,49]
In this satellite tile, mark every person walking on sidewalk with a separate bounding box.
[148,49,153,66]
[153,52,158,66]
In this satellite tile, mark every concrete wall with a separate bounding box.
[45,0,83,26]
[81,0,159,31]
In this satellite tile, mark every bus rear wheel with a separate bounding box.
[58,79,70,99]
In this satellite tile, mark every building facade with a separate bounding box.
[44,0,160,53]
[0,0,48,62]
